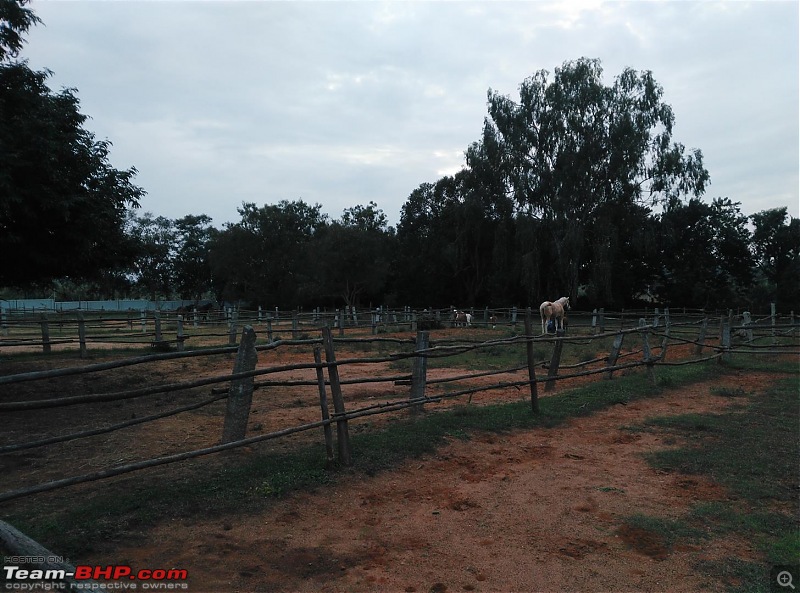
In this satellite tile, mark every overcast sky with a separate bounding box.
[21,0,799,228]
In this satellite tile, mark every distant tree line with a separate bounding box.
[1,1,798,312]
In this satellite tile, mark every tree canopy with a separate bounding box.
[0,0,144,287]
[0,0,38,61]
[473,58,710,303]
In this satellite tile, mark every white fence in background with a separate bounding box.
[0,299,194,313]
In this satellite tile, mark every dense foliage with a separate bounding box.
[0,0,144,288]
[2,2,798,313]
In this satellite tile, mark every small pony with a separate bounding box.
[539,297,570,335]
[453,309,472,327]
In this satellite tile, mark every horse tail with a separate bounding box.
[540,302,552,319]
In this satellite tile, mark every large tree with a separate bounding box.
[0,0,38,62]
[209,200,328,307]
[394,180,464,307]
[126,212,176,301]
[480,58,709,303]
[749,207,800,312]
[173,214,215,302]
[0,0,144,288]
[657,197,753,308]
[317,202,395,308]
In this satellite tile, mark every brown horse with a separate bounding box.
[539,296,570,335]
[452,309,472,327]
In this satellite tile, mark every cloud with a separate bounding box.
[20,0,799,227]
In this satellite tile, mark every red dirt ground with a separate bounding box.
[108,371,770,593]
[0,333,790,593]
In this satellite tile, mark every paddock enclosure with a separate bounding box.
[0,305,797,590]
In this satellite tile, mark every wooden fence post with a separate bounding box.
[228,311,238,345]
[695,318,708,355]
[771,302,777,344]
[313,346,335,465]
[524,309,539,414]
[0,309,8,337]
[322,326,352,466]
[659,312,671,361]
[176,315,185,352]
[221,326,258,444]
[640,318,656,384]
[719,319,732,364]
[153,311,162,343]
[411,312,417,332]
[266,317,273,342]
[591,309,598,334]
[140,310,147,334]
[410,331,429,414]
[40,314,51,354]
[605,331,625,380]
[742,311,753,343]
[77,312,87,358]
[545,335,564,392]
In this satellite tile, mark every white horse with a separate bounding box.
[453,309,472,327]
[539,297,570,335]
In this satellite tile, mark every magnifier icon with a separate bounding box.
[778,570,796,589]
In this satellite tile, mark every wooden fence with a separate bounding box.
[1,305,794,355]
[0,310,798,506]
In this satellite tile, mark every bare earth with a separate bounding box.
[0,332,784,593]
[101,371,768,593]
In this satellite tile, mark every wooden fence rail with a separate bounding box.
[1,317,798,504]
[2,305,795,354]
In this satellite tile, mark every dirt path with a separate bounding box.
[100,371,771,593]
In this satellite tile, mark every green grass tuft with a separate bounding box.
[629,371,799,592]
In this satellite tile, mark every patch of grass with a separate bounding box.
[688,502,794,558]
[644,413,722,433]
[710,385,748,398]
[573,346,600,364]
[623,513,706,548]
[724,352,799,374]
[695,558,770,593]
[2,445,338,557]
[426,343,528,371]
[630,372,799,592]
[645,377,799,504]
[768,530,800,565]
